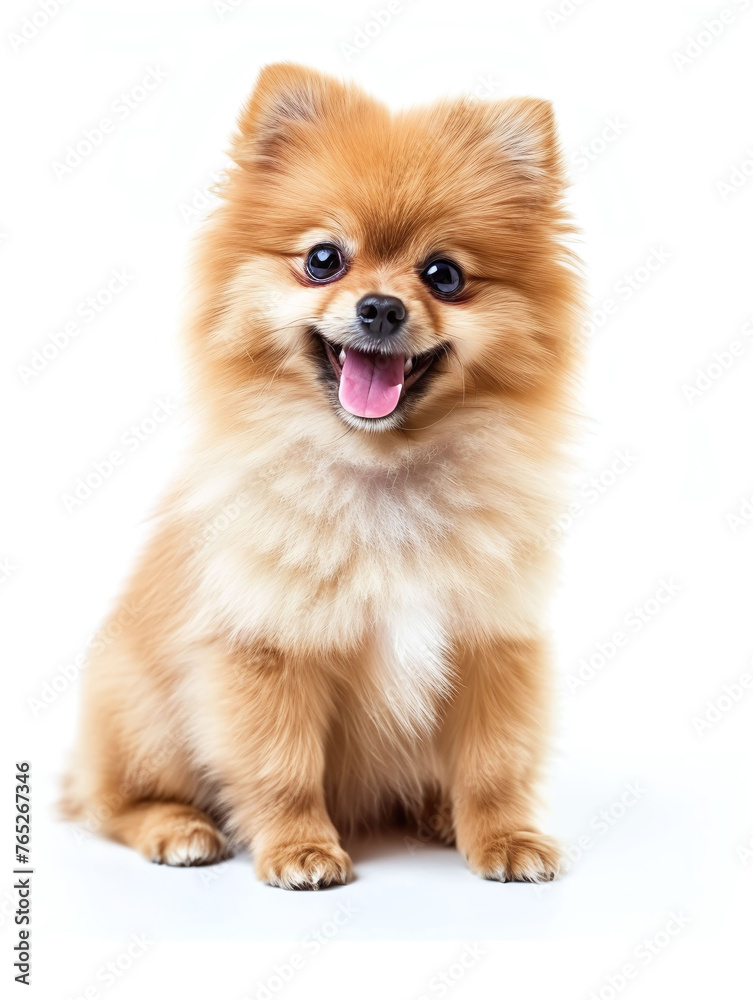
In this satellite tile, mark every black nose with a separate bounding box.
[355,295,407,339]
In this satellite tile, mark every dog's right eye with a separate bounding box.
[305,245,345,282]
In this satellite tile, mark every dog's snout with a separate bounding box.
[355,295,407,339]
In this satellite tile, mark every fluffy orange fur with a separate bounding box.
[63,64,583,888]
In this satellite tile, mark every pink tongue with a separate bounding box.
[338,349,405,418]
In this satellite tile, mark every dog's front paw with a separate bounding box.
[465,831,561,883]
[128,803,230,867]
[256,841,353,890]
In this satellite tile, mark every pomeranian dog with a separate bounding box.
[64,63,582,888]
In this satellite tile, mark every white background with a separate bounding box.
[2,0,753,997]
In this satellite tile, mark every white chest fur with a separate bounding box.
[184,420,549,673]
[372,594,454,739]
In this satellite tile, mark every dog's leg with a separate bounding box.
[62,632,229,866]
[105,801,227,865]
[442,636,562,882]
[204,644,352,890]
[63,683,228,867]
[63,735,228,866]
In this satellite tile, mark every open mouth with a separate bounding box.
[317,335,440,420]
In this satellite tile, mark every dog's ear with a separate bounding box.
[231,63,348,169]
[481,97,563,184]
[495,98,559,177]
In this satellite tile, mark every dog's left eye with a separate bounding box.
[305,245,345,282]
[421,259,464,296]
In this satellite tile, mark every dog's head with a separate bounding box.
[190,64,580,439]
